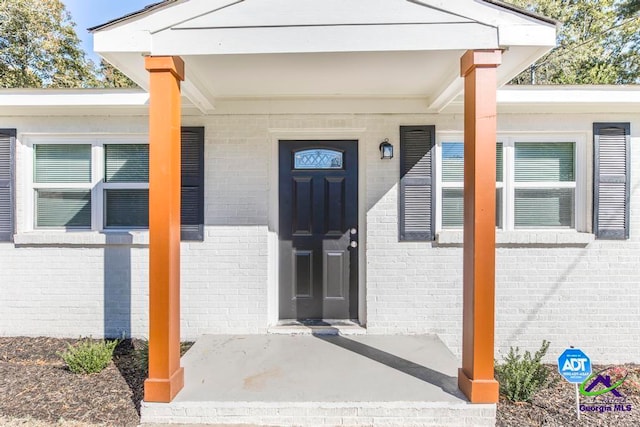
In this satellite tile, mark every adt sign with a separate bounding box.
[558,348,592,383]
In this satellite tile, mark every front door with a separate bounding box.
[279,141,358,320]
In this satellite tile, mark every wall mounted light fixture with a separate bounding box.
[379,139,394,159]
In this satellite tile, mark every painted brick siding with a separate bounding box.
[0,115,271,340]
[1,111,639,365]
[365,112,640,364]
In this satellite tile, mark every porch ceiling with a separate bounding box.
[92,0,557,113]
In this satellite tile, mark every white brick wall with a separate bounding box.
[1,111,639,364]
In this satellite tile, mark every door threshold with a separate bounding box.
[269,319,366,335]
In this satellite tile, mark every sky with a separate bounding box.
[61,0,154,63]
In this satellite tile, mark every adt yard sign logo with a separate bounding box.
[558,348,592,383]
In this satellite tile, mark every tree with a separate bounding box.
[508,0,640,84]
[0,0,99,88]
[620,0,640,16]
[98,60,139,88]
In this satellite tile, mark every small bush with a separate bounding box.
[135,339,149,370]
[59,338,119,374]
[495,340,555,402]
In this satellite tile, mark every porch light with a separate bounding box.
[379,139,394,159]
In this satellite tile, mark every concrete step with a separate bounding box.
[141,400,496,426]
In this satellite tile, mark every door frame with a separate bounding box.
[267,128,367,325]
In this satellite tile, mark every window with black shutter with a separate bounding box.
[593,122,630,239]
[180,127,205,241]
[399,125,435,241]
[0,129,15,241]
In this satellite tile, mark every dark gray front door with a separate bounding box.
[279,141,358,320]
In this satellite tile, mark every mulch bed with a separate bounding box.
[0,337,145,426]
[1,337,639,426]
[497,364,640,427]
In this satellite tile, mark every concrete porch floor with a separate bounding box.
[141,334,496,426]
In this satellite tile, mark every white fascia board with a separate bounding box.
[413,0,556,47]
[152,23,498,55]
[93,29,152,54]
[93,0,242,54]
[439,86,640,113]
[497,86,640,104]
[498,24,556,47]
[0,91,149,107]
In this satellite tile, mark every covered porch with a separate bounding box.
[91,0,557,410]
[141,333,495,426]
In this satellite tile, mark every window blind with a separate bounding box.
[105,189,149,228]
[515,142,574,182]
[36,189,91,228]
[35,144,91,183]
[105,144,149,182]
[515,188,574,228]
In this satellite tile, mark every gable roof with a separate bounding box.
[90,0,557,113]
[89,0,556,32]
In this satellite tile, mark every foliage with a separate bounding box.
[59,338,119,374]
[495,340,555,402]
[507,0,640,84]
[0,0,99,88]
[98,60,139,88]
[135,339,149,370]
[0,0,138,88]
[619,0,640,17]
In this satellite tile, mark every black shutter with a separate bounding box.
[0,129,15,242]
[593,122,630,239]
[181,127,205,241]
[399,125,435,241]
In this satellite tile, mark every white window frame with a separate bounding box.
[21,134,149,232]
[436,131,588,233]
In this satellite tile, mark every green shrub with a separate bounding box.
[495,340,555,402]
[135,339,149,370]
[59,338,119,374]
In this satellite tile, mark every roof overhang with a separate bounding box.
[91,0,556,113]
[2,86,639,116]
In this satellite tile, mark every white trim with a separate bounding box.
[19,133,150,234]
[1,87,639,116]
[436,131,588,233]
[267,128,367,326]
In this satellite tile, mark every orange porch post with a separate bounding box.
[458,49,502,404]
[144,56,185,403]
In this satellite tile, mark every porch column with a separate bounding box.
[458,49,501,404]
[144,56,185,403]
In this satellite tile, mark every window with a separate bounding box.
[437,134,585,232]
[439,142,503,229]
[513,142,575,228]
[34,144,93,228]
[294,149,343,169]
[25,128,205,239]
[103,144,149,228]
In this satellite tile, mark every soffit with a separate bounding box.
[92,0,557,112]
